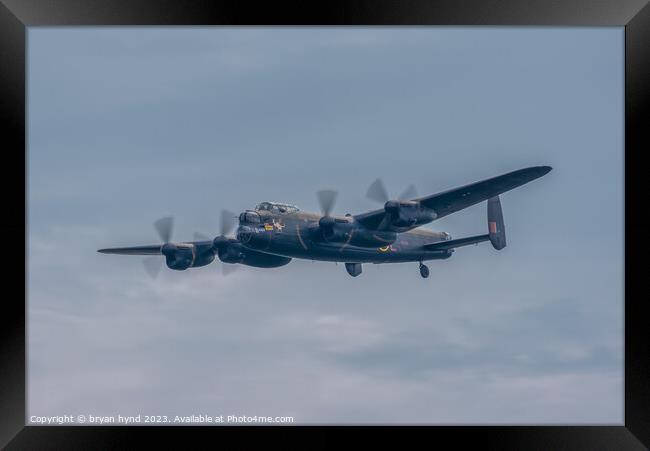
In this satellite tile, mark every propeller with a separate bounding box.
[209,209,240,276]
[315,190,339,239]
[221,262,239,276]
[366,179,390,204]
[153,216,174,243]
[220,209,237,237]
[366,179,418,204]
[317,190,338,217]
[142,212,241,279]
[143,256,163,279]
[398,184,418,202]
[141,216,175,279]
[213,208,237,248]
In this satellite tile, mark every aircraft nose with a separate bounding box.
[237,225,272,249]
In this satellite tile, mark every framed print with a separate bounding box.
[2,0,649,448]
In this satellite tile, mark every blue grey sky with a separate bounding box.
[28,27,623,424]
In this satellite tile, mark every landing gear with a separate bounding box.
[419,262,429,278]
[345,262,363,277]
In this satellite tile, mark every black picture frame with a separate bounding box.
[2,0,648,448]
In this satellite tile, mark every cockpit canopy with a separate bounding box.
[255,202,299,215]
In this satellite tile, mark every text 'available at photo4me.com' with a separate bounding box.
[29,414,296,425]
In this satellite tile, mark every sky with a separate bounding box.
[27,27,624,424]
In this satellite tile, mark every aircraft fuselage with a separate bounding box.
[236,210,453,264]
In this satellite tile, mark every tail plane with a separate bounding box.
[487,196,506,250]
[422,195,507,251]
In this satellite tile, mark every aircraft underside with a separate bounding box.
[240,236,453,264]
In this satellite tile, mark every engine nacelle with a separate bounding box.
[218,241,291,268]
[384,201,436,228]
[162,243,216,271]
[217,241,246,264]
[310,217,354,243]
[240,251,292,268]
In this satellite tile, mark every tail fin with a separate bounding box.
[488,196,506,250]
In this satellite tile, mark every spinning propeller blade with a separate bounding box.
[212,209,241,275]
[220,209,237,237]
[317,190,338,217]
[153,216,174,243]
[142,216,175,278]
[366,179,418,203]
[366,178,389,204]
[222,263,238,276]
[143,256,163,279]
[398,184,418,201]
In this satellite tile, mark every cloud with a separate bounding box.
[28,222,622,423]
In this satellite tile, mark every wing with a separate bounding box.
[355,166,551,231]
[97,245,162,255]
[414,166,551,219]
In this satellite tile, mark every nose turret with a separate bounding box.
[239,210,261,225]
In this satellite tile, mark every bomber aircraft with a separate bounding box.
[98,166,551,278]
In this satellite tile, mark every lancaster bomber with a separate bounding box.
[98,166,551,278]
